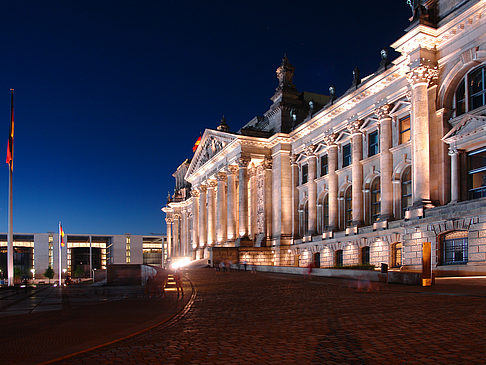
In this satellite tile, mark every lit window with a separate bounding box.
[301,164,308,184]
[126,236,131,264]
[342,144,351,167]
[320,155,328,176]
[345,186,352,228]
[454,66,486,116]
[401,167,412,218]
[371,178,381,223]
[391,242,402,268]
[467,147,486,200]
[368,131,379,157]
[441,231,468,265]
[399,115,411,144]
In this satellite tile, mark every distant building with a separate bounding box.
[164,0,486,276]
[0,233,167,280]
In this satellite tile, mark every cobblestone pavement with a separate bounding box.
[48,268,486,365]
[0,283,190,365]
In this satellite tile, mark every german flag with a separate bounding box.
[192,135,201,153]
[6,89,13,170]
[60,224,65,248]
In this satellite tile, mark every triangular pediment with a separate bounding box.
[186,129,237,178]
[442,114,486,144]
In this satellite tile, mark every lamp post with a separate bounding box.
[30,268,35,281]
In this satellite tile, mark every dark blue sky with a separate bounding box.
[0,1,411,235]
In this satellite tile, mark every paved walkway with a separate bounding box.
[41,268,486,364]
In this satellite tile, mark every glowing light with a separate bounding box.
[171,257,191,270]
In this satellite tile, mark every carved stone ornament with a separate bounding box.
[208,180,218,188]
[198,136,226,167]
[227,165,239,175]
[376,104,393,120]
[323,132,337,146]
[276,55,295,91]
[448,146,459,156]
[165,217,173,224]
[346,119,363,135]
[216,171,227,181]
[199,184,208,192]
[263,156,273,170]
[191,189,200,198]
[256,166,265,234]
[237,157,251,168]
[304,144,317,157]
[406,65,438,87]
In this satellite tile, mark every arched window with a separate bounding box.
[370,178,381,223]
[440,231,468,265]
[361,246,370,265]
[454,65,486,116]
[345,186,352,228]
[391,242,402,268]
[401,166,412,218]
[322,195,329,231]
[335,249,343,267]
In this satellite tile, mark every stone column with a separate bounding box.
[264,157,273,241]
[291,154,300,238]
[249,166,257,240]
[198,185,207,247]
[377,104,393,220]
[306,145,317,235]
[216,171,227,244]
[324,133,338,231]
[238,157,250,239]
[207,180,217,245]
[165,217,172,258]
[173,214,180,256]
[272,143,293,246]
[226,166,238,242]
[191,189,199,249]
[348,120,363,226]
[449,147,460,203]
[407,64,438,207]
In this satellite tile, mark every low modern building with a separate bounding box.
[0,233,167,281]
[164,0,486,276]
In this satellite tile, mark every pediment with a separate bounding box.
[442,114,486,144]
[186,129,237,178]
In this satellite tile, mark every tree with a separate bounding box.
[73,265,85,278]
[44,266,54,284]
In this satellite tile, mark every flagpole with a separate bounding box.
[58,221,62,285]
[7,89,14,287]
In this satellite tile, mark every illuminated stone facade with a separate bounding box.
[164,0,486,275]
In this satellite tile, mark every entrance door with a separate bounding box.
[313,252,320,268]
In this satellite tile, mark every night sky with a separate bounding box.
[0,1,411,235]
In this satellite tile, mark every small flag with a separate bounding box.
[6,89,14,170]
[60,224,65,247]
[192,136,201,153]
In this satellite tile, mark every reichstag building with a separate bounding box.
[164,0,486,276]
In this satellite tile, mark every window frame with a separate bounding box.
[342,143,352,168]
[368,130,379,157]
[320,154,328,177]
[454,65,486,117]
[370,177,381,223]
[399,115,411,145]
[344,186,352,228]
[301,164,308,185]
[401,166,412,218]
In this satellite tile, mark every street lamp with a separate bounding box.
[30,268,35,279]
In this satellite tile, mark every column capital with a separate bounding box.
[248,166,257,177]
[165,217,173,224]
[237,157,251,168]
[323,132,338,147]
[191,189,200,198]
[227,165,239,175]
[375,104,393,120]
[406,64,438,87]
[172,213,181,220]
[448,146,460,156]
[208,179,217,188]
[290,153,298,166]
[216,171,227,181]
[199,184,208,192]
[304,144,318,158]
[347,119,363,135]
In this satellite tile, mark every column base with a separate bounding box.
[235,236,253,247]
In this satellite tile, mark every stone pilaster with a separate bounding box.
[207,180,217,245]
[226,165,238,242]
[449,147,460,203]
[305,145,318,235]
[348,120,363,226]
[216,172,227,244]
[264,157,273,242]
[198,185,207,247]
[173,214,180,256]
[237,157,250,241]
[377,104,393,220]
[291,153,300,238]
[165,217,172,258]
[407,64,438,208]
[249,166,257,239]
[324,133,338,231]
[272,143,293,246]
[191,189,200,249]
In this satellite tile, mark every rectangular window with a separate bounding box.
[368,130,379,157]
[443,238,468,265]
[320,155,328,177]
[48,235,54,268]
[342,144,351,168]
[126,236,131,263]
[399,115,411,144]
[301,164,308,184]
[468,148,486,200]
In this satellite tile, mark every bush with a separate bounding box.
[44,266,54,283]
